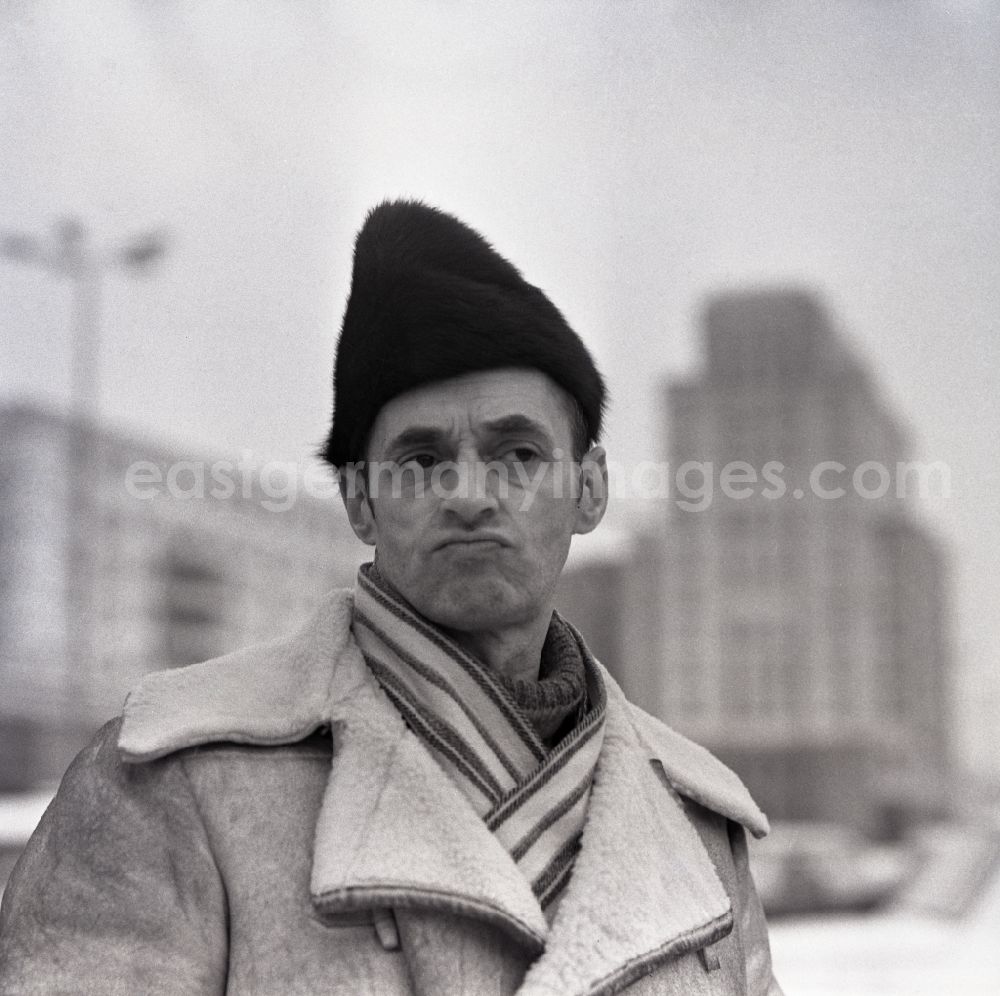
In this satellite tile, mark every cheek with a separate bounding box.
[369,500,427,558]
[528,489,579,531]
[519,505,576,564]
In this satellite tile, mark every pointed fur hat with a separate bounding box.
[322,200,605,468]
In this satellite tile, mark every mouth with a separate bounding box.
[435,536,509,552]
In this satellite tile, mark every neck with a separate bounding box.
[442,613,553,684]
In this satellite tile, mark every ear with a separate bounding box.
[339,466,378,546]
[573,446,608,536]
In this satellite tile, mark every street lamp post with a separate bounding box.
[1,218,167,760]
[2,217,167,418]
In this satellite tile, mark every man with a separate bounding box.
[0,201,780,994]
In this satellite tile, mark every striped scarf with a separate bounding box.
[351,563,607,910]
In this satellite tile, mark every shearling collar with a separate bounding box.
[119,589,767,838]
[119,589,769,995]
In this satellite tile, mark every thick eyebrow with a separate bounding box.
[382,426,449,458]
[479,415,555,448]
[382,415,555,459]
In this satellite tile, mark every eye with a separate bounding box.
[498,445,541,465]
[400,452,437,470]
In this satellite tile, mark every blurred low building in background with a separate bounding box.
[658,288,952,841]
[0,403,367,789]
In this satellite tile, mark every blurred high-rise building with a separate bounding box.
[659,288,952,837]
[0,404,368,789]
[554,530,665,710]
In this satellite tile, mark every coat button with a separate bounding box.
[698,943,721,972]
[373,908,400,951]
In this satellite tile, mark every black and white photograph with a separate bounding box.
[1,2,998,993]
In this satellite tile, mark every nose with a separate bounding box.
[436,458,500,524]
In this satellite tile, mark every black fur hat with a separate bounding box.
[322,200,606,468]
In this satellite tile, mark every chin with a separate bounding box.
[420,579,526,634]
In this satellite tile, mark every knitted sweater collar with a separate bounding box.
[496,614,587,743]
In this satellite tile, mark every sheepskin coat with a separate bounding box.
[0,590,781,996]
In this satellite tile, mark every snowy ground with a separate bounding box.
[769,865,1000,995]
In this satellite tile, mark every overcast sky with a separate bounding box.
[2,0,998,772]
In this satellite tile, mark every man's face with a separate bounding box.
[343,368,607,639]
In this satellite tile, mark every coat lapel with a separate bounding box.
[311,629,549,951]
[517,679,734,996]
